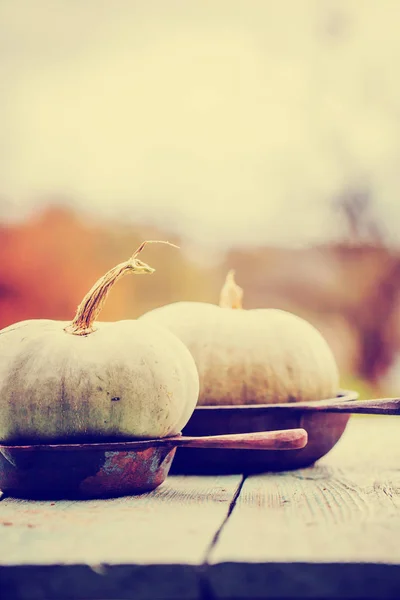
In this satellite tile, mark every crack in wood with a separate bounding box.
[198,476,246,600]
[203,475,245,565]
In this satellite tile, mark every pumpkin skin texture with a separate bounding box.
[139,272,339,406]
[0,242,199,443]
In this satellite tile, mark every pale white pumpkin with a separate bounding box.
[0,242,199,443]
[139,270,339,406]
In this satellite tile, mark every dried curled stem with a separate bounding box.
[219,269,243,309]
[64,240,179,336]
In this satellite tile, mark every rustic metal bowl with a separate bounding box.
[0,428,308,499]
[171,390,359,474]
[0,441,176,499]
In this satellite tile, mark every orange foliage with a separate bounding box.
[0,206,213,328]
[1,205,400,389]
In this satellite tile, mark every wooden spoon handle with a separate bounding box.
[172,428,308,451]
[0,429,307,452]
[281,397,400,415]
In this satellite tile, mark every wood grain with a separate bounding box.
[0,475,241,566]
[208,416,400,597]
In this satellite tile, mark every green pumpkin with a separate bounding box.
[140,270,339,406]
[0,242,199,443]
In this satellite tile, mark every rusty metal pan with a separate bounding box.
[0,428,307,499]
[171,390,400,475]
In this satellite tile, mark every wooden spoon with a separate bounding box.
[2,428,308,452]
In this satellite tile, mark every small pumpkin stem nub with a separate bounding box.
[64,240,179,336]
[219,269,243,309]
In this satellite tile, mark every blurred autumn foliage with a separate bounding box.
[0,204,224,326]
[1,196,400,397]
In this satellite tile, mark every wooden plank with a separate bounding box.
[208,416,400,598]
[3,564,400,600]
[207,563,400,599]
[0,475,241,566]
[0,565,202,600]
[318,414,400,471]
[2,417,400,599]
[0,475,240,599]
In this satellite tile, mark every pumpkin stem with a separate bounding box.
[64,240,179,336]
[219,269,243,309]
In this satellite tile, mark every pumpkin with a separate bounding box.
[139,270,339,406]
[0,241,199,443]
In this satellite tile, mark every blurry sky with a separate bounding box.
[1,0,400,248]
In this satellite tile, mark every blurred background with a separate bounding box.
[1,0,400,398]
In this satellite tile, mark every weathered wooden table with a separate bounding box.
[1,416,400,600]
